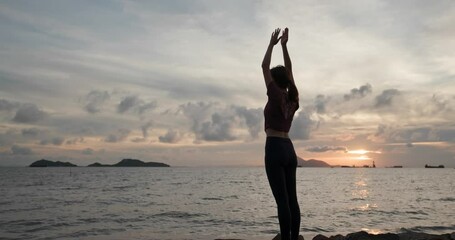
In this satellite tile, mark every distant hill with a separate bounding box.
[297,157,331,167]
[87,158,170,167]
[30,159,77,167]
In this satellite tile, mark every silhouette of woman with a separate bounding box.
[262,28,302,240]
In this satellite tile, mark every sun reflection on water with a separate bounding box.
[361,228,384,234]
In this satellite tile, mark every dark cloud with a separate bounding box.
[138,101,158,114]
[306,145,348,153]
[12,104,48,123]
[159,129,182,143]
[65,137,85,145]
[117,96,157,114]
[344,84,372,101]
[117,96,139,113]
[11,145,33,155]
[374,89,400,108]
[21,128,41,137]
[198,113,237,141]
[83,90,110,114]
[104,128,130,142]
[315,94,330,114]
[179,102,262,142]
[39,137,65,146]
[0,99,21,111]
[290,111,318,140]
[235,106,262,139]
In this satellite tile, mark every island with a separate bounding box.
[297,157,331,168]
[87,158,170,167]
[29,159,77,167]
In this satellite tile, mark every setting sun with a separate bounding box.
[348,149,369,154]
[348,149,382,154]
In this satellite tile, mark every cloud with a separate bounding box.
[344,83,372,101]
[138,101,158,114]
[0,129,20,146]
[178,102,263,142]
[234,106,263,139]
[306,145,348,153]
[65,137,85,145]
[83,90,110,114]
[104,128,130,142]
[141,120,154,138]
[369,124,455,143]
[314,94,330,114]
[12,103,48,123]
[82,148,94,155]
[11,145,33,155]
[21,127,41,137]
[0,99,21,111]
[198,112,237,141]
[39,137,65,146]
[290,110,318,140]
[117,96,139,113]
[117,96,157,114]
[159,129,182,143]
[374,89,400,108]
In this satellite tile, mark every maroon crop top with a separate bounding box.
[264,81,299,132]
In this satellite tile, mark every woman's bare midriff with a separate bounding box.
[265,128,289,138]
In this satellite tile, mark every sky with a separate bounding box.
[0,0,454,167]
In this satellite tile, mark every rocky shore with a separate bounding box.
[311,231,455,240]
[215,231,455,240]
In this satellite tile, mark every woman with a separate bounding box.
[261,28,302,240]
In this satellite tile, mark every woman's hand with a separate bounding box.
[281,27,289,46]
[269,28,281,46]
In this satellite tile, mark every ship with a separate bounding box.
[425,164,445,168]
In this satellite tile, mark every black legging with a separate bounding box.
[265,136,301,240]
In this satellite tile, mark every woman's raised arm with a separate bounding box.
[262,28,281,86]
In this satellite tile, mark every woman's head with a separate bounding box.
[270,65,291,89]
[270,65,299,102]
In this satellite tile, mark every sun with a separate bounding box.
[348,149,382,154]
[347,149,381,161]
[348,149,369,154]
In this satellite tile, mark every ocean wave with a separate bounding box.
[399,225,455,233]
[201,197,223,201]
[439,197,455,202]
[153,211,208,219]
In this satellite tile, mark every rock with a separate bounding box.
[344,231,398,240]
[329,234,346,240]
[313,234,329,240]
[345,231,370,240]
[398,232,452,240]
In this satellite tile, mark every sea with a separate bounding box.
[0,167,454,240]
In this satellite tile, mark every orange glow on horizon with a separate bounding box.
[355,155,371,160]
[348,149,382,154]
